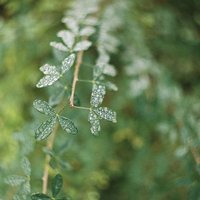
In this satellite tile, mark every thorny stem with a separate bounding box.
[69,50,84,107]
[42,124,59,194]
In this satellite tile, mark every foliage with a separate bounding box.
[1,0,200,199]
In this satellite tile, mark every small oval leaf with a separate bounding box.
[35,117,57,141]
[33,99,55,116]
[52,174,63,197]
[58,116,78,135]
[73,40,92,51]
[61,54,75,74]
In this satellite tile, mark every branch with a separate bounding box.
[42,124,58,194]
[69,50,84,107]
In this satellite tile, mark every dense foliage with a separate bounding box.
[1,0,200,199]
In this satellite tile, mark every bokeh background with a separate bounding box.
[1,0,200,199]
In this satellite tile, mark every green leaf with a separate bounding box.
[105,81,118,91]
[57,30,75,49]
[73,40,92,51]
[80,26,95,36]
[5,175,26,186]
[35,117,57,140]
[33,99,55,116]
[61,54,75,74]
[21,157,31,176]
[90,84,106,107]
[50,41,68,52]
[52,174,63,197]
[31,193,51,200]
[36,73,61,88]
[94,107,117,123]
[88,110,101,135]
[58,116,78,135]
[39,64,58,75]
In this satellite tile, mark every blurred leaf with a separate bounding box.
[52,174,63,197]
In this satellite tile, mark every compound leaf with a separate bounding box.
[35,117,57,141]
[52,174,63,197]
[33,99,55,116]
[58,116,78,135]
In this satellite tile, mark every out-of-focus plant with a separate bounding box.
[2,0,200,199]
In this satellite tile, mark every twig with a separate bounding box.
[42,124,58,194]
[69,50,84,107]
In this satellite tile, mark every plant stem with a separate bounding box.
[42,124,58,194]
[69,50,84,107]
[78,79,94,84]
[73,105,91,110]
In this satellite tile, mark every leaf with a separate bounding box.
[21,157,31,176]
[31,193,51,200]
[62,17,79,35]
[22,181,31,194]
[80,26,95,36]
[36,73,60,88]
[39,64,58,75]
[33,99,55,116]
[105,81,118,91]
[57,30,75,49]
[5,175,26,186]
[58,116,78,135]
[35,117,57,141]
[61,54,75,74]
[90,84,106,107]
[103,64,117,77]
[73,40,92,51]
[88,110,101,135]
[50,41,68,52]
[94,107,117,123]
[52,174,63,197]
[84,17,98,25]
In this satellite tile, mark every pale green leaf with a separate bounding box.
[36,73,60,88]
[73,40,92,51]
[21,157,31,176]
[80,26,95,36]
[57,30,75,49]
[50,41,68,52]
[58,116,78,135]
[94,107,117,123]
[39,64,58,75]
[33,99,55,116]
[5,175,26,186]
[90,84,106,107]
[88,111,100,135]
[61,54,75,74]
[35,117,57,140]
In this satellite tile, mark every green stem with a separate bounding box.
[73,106,91,110]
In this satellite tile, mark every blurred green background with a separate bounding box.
[1,0,200,199]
